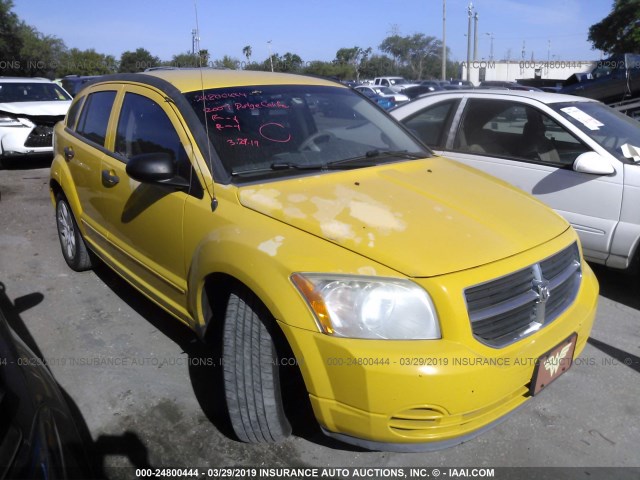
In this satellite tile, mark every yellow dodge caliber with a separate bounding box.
[50,69,598,451]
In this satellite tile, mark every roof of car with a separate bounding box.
[412,88,598,105]
[119,69,343,92]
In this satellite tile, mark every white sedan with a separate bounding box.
[355,85,410,103]
[391,90,640,272]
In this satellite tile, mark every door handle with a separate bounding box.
[63,146,74,161]
[101,170,120,186]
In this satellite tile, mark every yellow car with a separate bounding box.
[49,69,598,451]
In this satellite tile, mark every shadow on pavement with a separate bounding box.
[91,263,363,452]
[590,263,640,311]
[0,282,159,479]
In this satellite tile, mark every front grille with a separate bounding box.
[24,125,54,148]
[465,243,581,348]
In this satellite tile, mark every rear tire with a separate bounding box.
[56,195,93,272]
[222,287,291,443]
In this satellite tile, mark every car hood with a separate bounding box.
[0,101,71,117]
[237,157,568,277]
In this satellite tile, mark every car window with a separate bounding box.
[453,98,589,167]
[550,101,640,163]
[66,96,85,130]
[184,84,429,182]
[402,99,460,149]
[0,82,71,102]
[75,91,117,146]
[115,92,193,180]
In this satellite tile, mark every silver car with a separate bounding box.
[392,90,640,272]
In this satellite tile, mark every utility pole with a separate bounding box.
[191,29,200,55]
[486,32,494,61]
[441,0,446,80]
[473,12,479,62]
[466,2,473,81]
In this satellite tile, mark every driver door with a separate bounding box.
[95,86,197,321]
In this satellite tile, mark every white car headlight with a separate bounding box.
[0,116,23,127]
[291,273,441,340]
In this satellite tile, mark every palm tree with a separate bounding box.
[242,45,252,66]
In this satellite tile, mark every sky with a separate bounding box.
[12,0,614,66]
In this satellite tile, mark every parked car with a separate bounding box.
[391,89,640,272]
[403,80,445,99]
[478,81,542,91]
[373,76,419,93]
[560,54,640,104]
[354,87,396,109]
[0,286,92,479]
[60,75,100,97]
[445,79,474,90]
[50,70,597,451]
[354,85,410,104]
[0,77,72,165]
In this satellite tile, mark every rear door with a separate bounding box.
[63,87,119,252]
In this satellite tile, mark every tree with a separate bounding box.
[55,48,117,76]
[588,0,640,54]
[359,54,395,79]
[119,48,160,73]
[379,34,443,80]
[0,0,22,72]
[242,45,252,64]
[335,46,372,81]
[279,52,303,72]
[213,55,240,70]
[17,24,66,77]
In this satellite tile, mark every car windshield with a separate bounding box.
[184,84,429,181]
[0,82,71,102]
[375,87,395,95]
[550,101,640,162]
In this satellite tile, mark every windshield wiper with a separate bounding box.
[231,151,428,176]
[326,149,427,167]
[232,161,361,176]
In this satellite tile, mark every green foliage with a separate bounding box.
[379,33,444,80]
[589,0,640,54]
[55,48,117,76]
[242,45,252,63]
[213,55,240,70]
[0,0,23,73]
[335,46,372,81]
[119,48,160,73]
[16,24,66,77]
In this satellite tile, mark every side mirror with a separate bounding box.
[126,153,190,188]
[573,151,615,175]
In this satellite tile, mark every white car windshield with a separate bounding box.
[551,102,640,162]
[0,83,71,102]
[184,85,429,182]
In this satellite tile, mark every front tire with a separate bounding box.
[56,195,92,271]
[222,287,291,443]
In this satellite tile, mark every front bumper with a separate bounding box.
[1,127,54,157]
[280,245,599,451]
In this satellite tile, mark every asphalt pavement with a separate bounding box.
[1,162,639,479]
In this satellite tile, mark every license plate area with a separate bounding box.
[530,333,577,396]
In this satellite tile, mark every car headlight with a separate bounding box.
[0,116,23,127]
[291,273,441,340]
